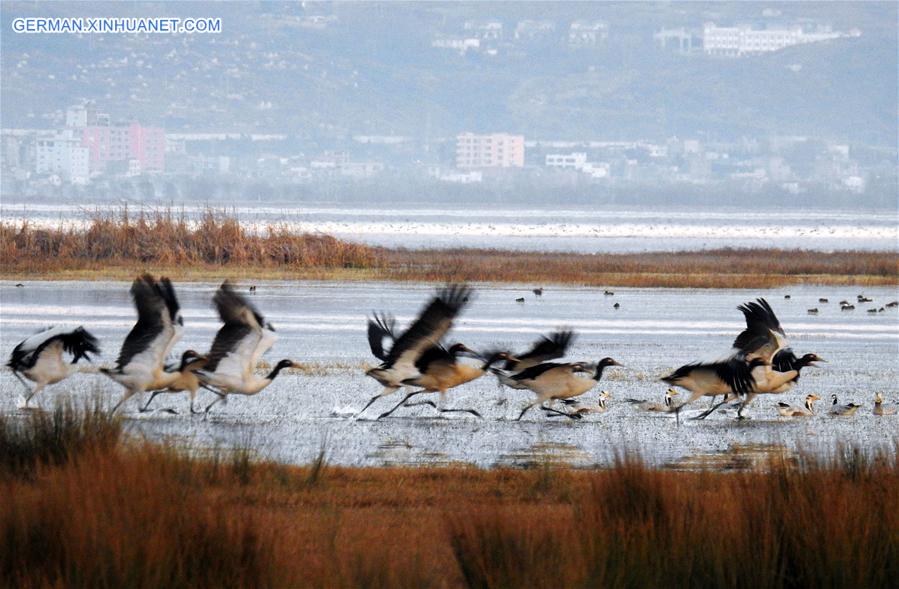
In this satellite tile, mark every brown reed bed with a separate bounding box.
[1,404,896,588]
[1,207,897,287]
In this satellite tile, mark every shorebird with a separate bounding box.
[360,284,472,416]
[512,358,623,420]
[873,392,898,416]
[198,281,296,413]
[376,347,510,419]
[139,350,208,414]
[828,394,861,416]
[7,326,100,407]
[626,388,678,412]
[532,288,543,297]
[101,275,183,414]
[776,393,820,417]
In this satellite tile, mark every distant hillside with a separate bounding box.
[1,1,895,146]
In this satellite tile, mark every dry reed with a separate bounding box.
[1,404,896,588]
[2,208,896,287]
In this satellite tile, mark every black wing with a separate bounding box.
[204,323,253,372]
[213,280,266,328]
[205,281,263,372]
[116,275,166,369]
[506,330,575,370]
[714,357,757,396]
[7,326,100,370]
[366,313,396,362]
[414,344,454,374]
[510,362,568,382]
[732,298,786,362]
[155,277,182,326]
[384,284,472,367]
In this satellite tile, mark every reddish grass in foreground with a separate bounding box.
[1,405,896,588]
[1,208,897,287]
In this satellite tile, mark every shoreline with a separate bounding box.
[2,248,897,288]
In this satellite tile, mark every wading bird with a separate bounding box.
[828,394,861,416]
[626,388,678,412]
[513,358,623,420]
[776,393,820,417]
[376,346,510,419]
[7,326,100,407]
[139,349,208,414]
[101,275,183,414]
[359,284,472,416]
[664,299,812,420]
[198,281,296,413]
[873,392,898,416]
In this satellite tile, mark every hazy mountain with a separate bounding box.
[1,1,895,146]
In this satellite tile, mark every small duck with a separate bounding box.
[626,388,678,412]
[873,392,898,416]
[807,308,819,315]
[818,298,829,303]
[776,393,820,417]
[829,393,861,416]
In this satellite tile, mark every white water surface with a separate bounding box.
[1,281,897,468]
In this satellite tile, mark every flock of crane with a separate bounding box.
[5,276,898,420]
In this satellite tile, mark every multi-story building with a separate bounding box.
[66,103,165,174]
[456,133,525,169]
[703,23,860,57]
[35,129,90,182]
[568,20,609,47]
[546,152,587,169]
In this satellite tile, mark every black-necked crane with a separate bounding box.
[198,281,296,414]
[7,326,101,407]
[491,330,575,392]
[139,349,208,414]
[626,388,679,412]
[511,358,623,421]
[101,275,183,414]
[359,284,473,417]
[663,298,811,420]
[376,346,510,419]
[776,393,820,417]
[873,393,898,416]
[828,394,861,416]
[886,301,898,308]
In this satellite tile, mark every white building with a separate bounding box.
[35,130,90,182]
[703,23,860,57]
[568,20,609,47]
[432,38,480,55]
[546,153,587,169]
[463,20,503,41]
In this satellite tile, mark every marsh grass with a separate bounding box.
[1,405,896,588]
[2,207,896,287]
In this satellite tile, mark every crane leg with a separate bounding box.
[540,405,582,420]
[439,407,482,418]
[355,386,398,418]
[516,401,539,421]
[12,371,33,398]
[377,389,426,420]
[140,391,162,412]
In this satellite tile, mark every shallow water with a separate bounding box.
[2,202,896,253]
[1,280,897,468]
